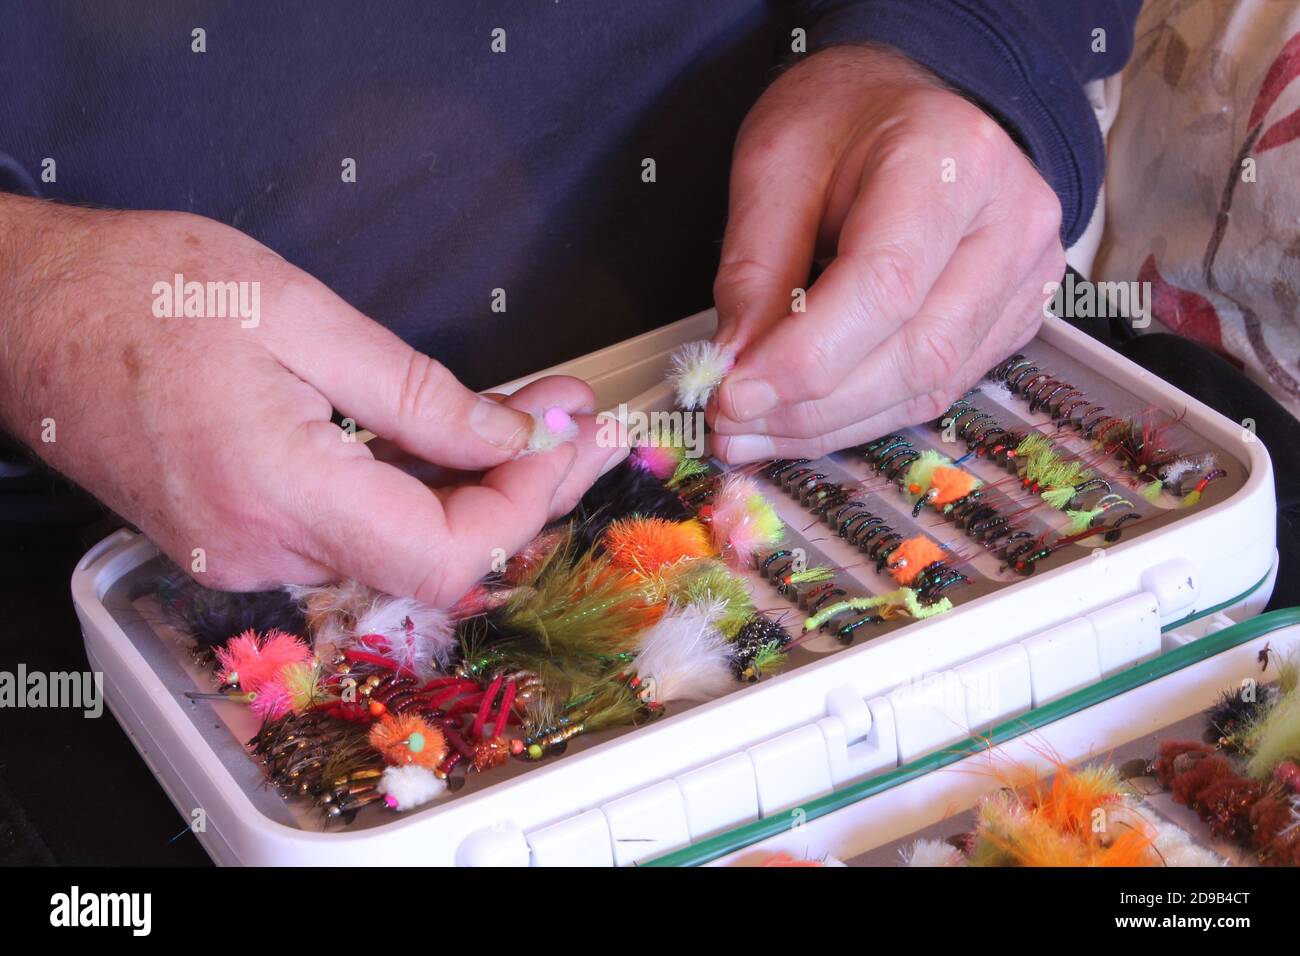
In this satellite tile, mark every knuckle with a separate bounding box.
[734,113,817,179]
[1026,184,1064,240]
[413,552,455,608]
[901,322,964,396]
[910,386,963,426]
[962,113,1012,170]
[853,243,922,312]
[713,257,777,313]
[872,113,921,168]
[1012,308,1045,349]
[800,434,834,460]
[734,115,787,162]
[787,339,837,400]
[398,351,455,424]
[787,400,833,439]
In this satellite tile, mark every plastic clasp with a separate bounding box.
[817,685,898,786]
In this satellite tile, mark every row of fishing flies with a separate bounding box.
[731,352,1223,645]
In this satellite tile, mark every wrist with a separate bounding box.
[796,42,947,94]
[0,194,96,449]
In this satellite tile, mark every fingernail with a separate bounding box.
[470,398,530,449]
[727,379,778,421]
[599,444,631,476]
[722,434,774,463]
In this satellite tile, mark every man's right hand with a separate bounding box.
[0,195,620,606]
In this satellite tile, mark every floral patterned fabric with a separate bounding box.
[1095,0,1300,418]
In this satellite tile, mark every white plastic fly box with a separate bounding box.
[72,311,1280,866]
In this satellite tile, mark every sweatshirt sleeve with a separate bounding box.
[0,151,40,197]
[800,0,1142,245]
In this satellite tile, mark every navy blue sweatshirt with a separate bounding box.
[0,0,1139,391]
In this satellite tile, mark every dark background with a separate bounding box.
[0,512,209,865]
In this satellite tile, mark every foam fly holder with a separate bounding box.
[73,310,1279,866]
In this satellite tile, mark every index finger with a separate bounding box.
[716,155,982,423]
[711,121,825,353]
[300,443,577,607]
